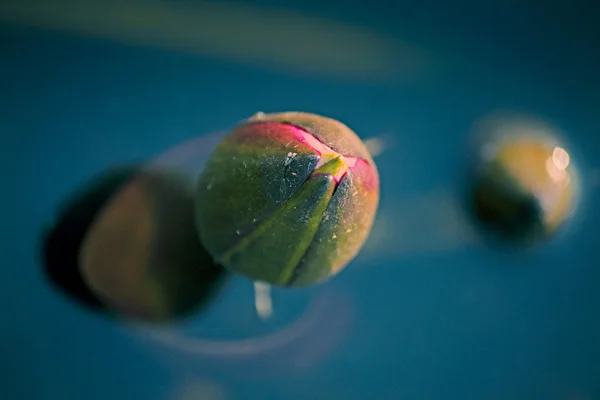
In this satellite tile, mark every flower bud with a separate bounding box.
[195,112,379,287]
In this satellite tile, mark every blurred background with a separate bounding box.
[2,0,600,399]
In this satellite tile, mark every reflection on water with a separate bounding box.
[138,279,352,365]
[80,166,228,322]
[0,0,425,81]
[153,131,227,175]
[41,164,227,322]
[41,166,139,312]
[136,281,353,377]
[169,380,226,400]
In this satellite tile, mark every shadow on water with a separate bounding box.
[459,164,544,250]
[41,166,137,311]
[40,165,229,323]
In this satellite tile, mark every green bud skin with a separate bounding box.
[195,112,380,287]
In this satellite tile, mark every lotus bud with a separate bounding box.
[195,112,380,287]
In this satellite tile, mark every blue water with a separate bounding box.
[2,1,600,399]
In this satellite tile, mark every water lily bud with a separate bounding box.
[469,114,578,243]
[195,112,380,287]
